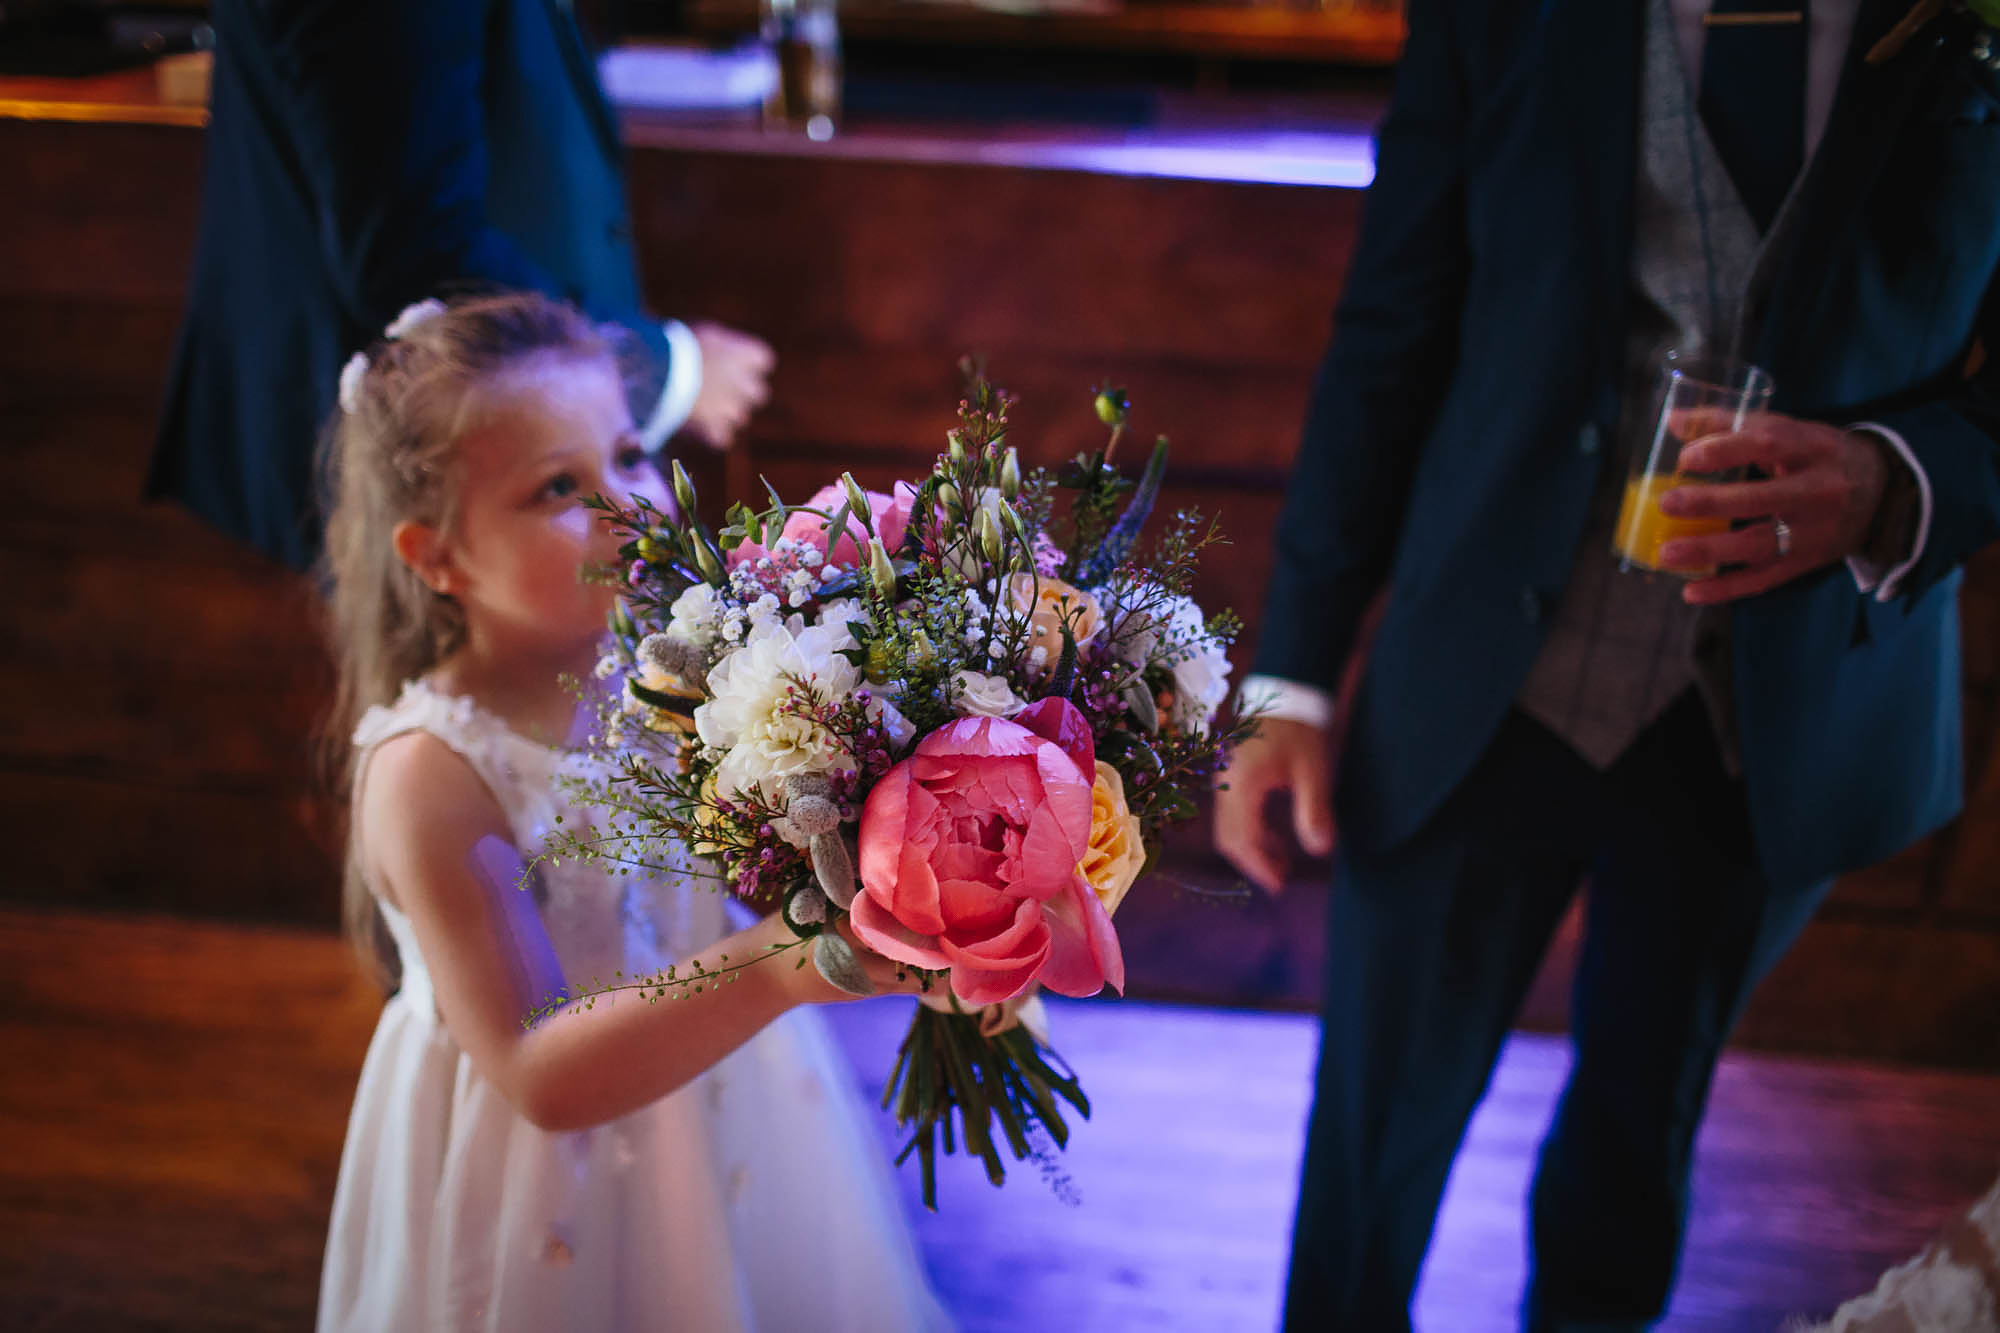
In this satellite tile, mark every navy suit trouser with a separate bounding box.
[1283,689,1831,1332]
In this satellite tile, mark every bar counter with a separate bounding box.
[3,55,1998,1067]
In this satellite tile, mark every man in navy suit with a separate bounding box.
[148,0,774,571]
[1215,0,2000,1327]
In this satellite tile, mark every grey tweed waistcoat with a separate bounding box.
[1515,0,1807,771]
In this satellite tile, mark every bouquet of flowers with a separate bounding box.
[551,378,1251,1207]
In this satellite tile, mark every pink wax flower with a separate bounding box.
[729,481,918,571]
[850,697,1125,1008]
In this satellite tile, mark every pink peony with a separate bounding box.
[729,481,918,571]
[850,697,1126,1008]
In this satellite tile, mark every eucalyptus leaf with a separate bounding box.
[823,499,854,566]
[761,474,789,522]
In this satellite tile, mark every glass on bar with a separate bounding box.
[1612,351,1773,578]
[761,0,842,140]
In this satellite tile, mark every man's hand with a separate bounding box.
[1655,413,1891,605]
[683,322,775,449]
[1212,718,1335,895]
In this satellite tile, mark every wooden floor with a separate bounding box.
[3,909,1997,1332]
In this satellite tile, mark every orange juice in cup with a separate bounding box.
[1612,473,1728,576]
[1611,351,1772,579]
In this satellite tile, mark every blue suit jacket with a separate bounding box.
[148,0,673,571]
[1254,0,2000,891]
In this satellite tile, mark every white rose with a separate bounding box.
[813,598,867,651]
[1163,595,1231,736]
[952,670,1026,719]
[1106,585,1164,671]
[666,582,723,648]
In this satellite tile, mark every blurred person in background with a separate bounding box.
[150,0,773,571]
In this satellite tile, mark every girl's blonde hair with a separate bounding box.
[317,291,617,990]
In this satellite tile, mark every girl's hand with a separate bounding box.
[761,915,931,1006]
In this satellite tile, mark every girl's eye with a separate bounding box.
[615,445,648,474]
[541,473,580,501]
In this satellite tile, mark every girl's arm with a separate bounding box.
[360,731,895,1133]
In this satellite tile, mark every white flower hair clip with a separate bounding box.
[337,352,371,416]
[384,297,447,340]
[338,298,451,415]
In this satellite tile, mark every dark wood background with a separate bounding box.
[3,110,1996,1066]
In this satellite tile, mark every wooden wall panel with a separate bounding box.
[2,110,1997,1066]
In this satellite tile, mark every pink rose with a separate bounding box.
[850,697,1126,1008]
[729,481,918,571]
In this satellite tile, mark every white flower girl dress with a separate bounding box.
[317,678,952,1333]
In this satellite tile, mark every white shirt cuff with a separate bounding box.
[639,319,703,454]
[1238,674,1335,730]
[1845,422,1932,603]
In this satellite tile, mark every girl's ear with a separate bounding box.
[392,520,459,596]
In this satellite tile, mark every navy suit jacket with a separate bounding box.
[148,0,673,571]
[1255,0,2000,892]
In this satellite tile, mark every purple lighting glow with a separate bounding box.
[963,131,1379,188]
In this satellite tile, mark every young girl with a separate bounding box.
[313,292,952,1333]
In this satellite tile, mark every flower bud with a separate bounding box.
[976,507,1004,563]
[867,536,897,598]
[670,459,698,516]
[1093,387,1130,428]
[948,433,968,468]
[999,447,1021,499]
[693,536,723,583]
[840,472,871,525]
[936,481,961,515]
[998,499,1028,542]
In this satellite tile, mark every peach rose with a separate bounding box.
[1006,573,1103,676]
[1080,761,1144,918]
[850,697,1125,1008]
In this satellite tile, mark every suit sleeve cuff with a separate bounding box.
[639,319,703,454]
[1238,674,1336,730]
[1845,422,1932,602]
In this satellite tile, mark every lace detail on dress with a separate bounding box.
[352,678,725,993]
[1793,1177,2000,1332]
